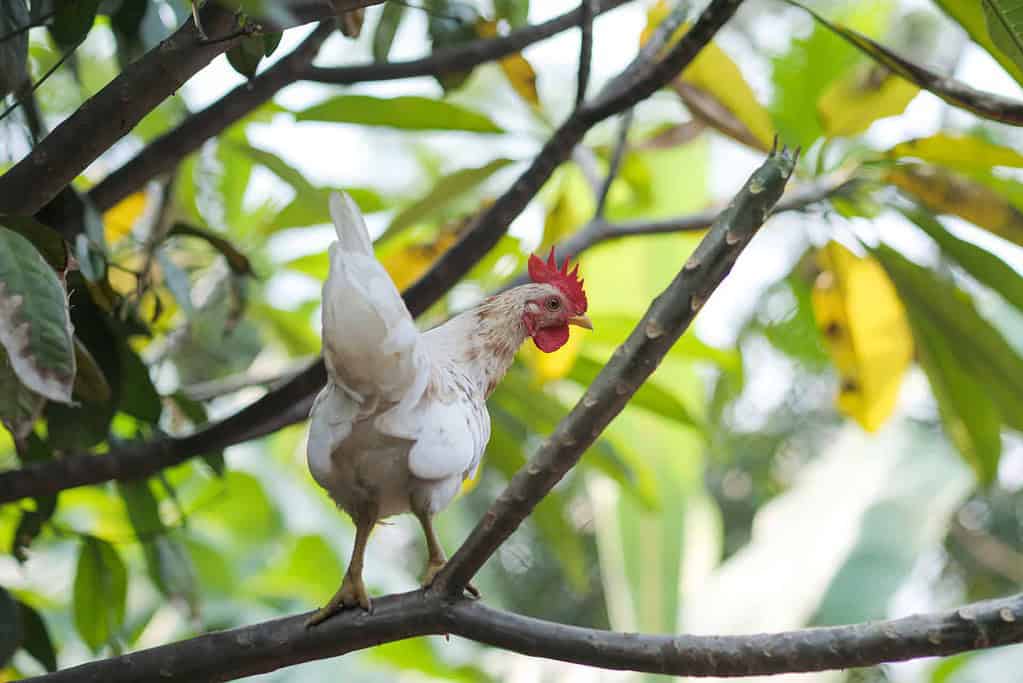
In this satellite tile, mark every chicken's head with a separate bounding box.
[521,248,591,353]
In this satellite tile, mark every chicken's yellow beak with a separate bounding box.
[568,314,593,330]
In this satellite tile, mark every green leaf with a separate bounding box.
[382,158,514,240]
[262,31,282,57]
[73,536,127,653]
[495,0,530,27]
[0,587,19,667]
[903,208,1023,313]
[0,227,76,403]
[983,0,1023,77]
[295,95,504,133]
[244,535,342,604]
[49,0,99,49]
[817,62,919,137]
[932,0,1023,85]
[425,0,479,91]
[369,638,495,683]
[167,222,254,276]
[118,341,162,424]
[157,250,193,314]
[0,0,29,97]
[372,2,406,62]
[17,601,56,672]
[0,216,68,271]
[226,35,265,79]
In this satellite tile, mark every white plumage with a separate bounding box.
[305,191,591,625]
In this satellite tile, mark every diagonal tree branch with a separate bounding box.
[87,22,334,212]
[89,0,634,212]
[0,3,243,216]
[434,141,800,595]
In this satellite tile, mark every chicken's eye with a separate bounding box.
[545,297,561,311]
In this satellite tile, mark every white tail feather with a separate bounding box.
[328,191,373,255]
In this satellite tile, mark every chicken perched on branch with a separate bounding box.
[306,192,592,626]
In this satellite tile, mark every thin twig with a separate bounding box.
[594,108,633,217]
[0,37,82,124]
[575,0,595,110]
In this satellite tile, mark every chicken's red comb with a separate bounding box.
[528,247,587,313]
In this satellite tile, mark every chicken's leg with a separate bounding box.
[414,510,479,597]
[306,513,375,627]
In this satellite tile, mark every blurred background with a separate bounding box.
[2,0,1023,680]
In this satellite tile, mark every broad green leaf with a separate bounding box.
[73,536,127,653]
[382,158,514,240]
[786,0,1023,126]
[295,95,504,133]
[49,0,99,48]
[983,0,1023,77]
[818,63,919,136]
[0,587,18,667]
[0,0,29,97]
[118,340,162,424]
[262,31,282,57]
[369,638,495,683]
[109,0,147,66]
[875,244,1023,436]
[226,35,265,79]
[190,471,282,547]
[167,222,254,275]
[426,0,480,91]
[811,242,913,432]
[643,2,775,150]
[372,2,405,62]
[903,208,1023,313]
[932,0,1023,85]
[494,0,529,27]
[0,227,75,403]
[759,276,831,370]
[0,216,67,271]
[887,163,1023,248]
[17,601,56,672]
[887,132,1023,173]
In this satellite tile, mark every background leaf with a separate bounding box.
[296,95,504,133]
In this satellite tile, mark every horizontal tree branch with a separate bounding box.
[0,3,243,216]
[304,0,631,85]
[88,23,334,212]
[26,587,1023,681]
[0,0,743,505]
[435,139,798,595]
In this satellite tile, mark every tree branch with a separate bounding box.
[434,140,799,595]
[26,587,1023,681]
[575,0,595,110]
[87,22,334,212]
[0,3,243,216]
[304,0,631,85]
[0,0,745,505]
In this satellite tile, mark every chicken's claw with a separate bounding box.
[305,572,371,628]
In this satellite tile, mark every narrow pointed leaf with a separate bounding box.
[931,0,1023,85]
[295,95,504,133]
[983,0,1023,77]
[73,536,127,653]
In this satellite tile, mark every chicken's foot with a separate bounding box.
[415,510,480,599]
[306,513,374,627]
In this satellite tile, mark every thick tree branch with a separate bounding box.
[0,0,742,504]
[435,141,799,595]
[88,23,334,212]
[26,587,1023,681]
[0,4,243,216]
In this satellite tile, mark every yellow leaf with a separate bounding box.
[811,242,913,432]
[460,468,481,495]
[478,20,541,108]
[818,63,919,137]
[102,192,146,244]
[379,232,457,291]
[641,1,775,150]
[886,132,1023,172]
[886,164,1023,248]
[519,328,585,384]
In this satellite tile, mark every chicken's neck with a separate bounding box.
[425,293,529,398]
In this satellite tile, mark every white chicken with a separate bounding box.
[305,192,592,626]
